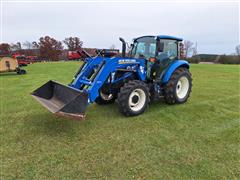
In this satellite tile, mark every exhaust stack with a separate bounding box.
[119,37,126,58]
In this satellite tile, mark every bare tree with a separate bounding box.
[32,41,39,49]
[17,42,21,49]
[184,40,194,57]
[192,42,198,56]
[63,37,83,51]
[236,45,240,57]
[23,41,33,49]
[109,44,116,50]
[10,42,22,51]
[179,42,184,59]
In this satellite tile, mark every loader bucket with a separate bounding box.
[31,80,88,119]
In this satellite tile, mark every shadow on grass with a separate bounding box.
[0,72,19,76]
[25,112,91,138]
[87,103,122,120]
[149,98,170,110]
[25,99,174,138]
[90,99,172,121]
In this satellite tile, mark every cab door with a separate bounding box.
[150,39,178,81]
[156,39,178,73]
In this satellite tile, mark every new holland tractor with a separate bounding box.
[32,35,192,119]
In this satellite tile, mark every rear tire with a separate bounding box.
[164,68,192,104]
[117,80,150,116]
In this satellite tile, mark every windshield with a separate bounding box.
[131,37,156,59]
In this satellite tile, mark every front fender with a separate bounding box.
[162,60,189,83]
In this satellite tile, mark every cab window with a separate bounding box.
[131,37,156,59]
[157,39,178,61]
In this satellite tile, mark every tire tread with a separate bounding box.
[164,67,192,104]
[117,80,150,116]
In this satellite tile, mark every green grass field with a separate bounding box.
[1,62,240,179]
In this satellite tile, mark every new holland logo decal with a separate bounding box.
[118,59,137,64]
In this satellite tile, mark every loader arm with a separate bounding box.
[70,57,146,103]
[31,57,146,119]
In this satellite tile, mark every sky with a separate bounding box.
[1,1,239,54]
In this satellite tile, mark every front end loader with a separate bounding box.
[32,35,192,119]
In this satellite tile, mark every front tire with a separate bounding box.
[164,68,192,104]
[117,80,150,116]
[95,90,116,105]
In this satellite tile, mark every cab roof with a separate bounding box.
[135,35,183,41]
[158,35,183,41]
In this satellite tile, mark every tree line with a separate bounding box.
[1,36,239,63]
[0,36,83,61]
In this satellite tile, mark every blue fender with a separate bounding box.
[162,60,189,83]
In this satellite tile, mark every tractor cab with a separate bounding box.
[129,35,183,80]
[130,35,182,60]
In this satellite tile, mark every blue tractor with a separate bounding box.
[32,35,192,119]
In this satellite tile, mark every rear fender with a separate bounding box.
[162,60,189,83]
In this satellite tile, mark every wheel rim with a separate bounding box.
[100,91,113,101]
[128,89,146,112]
[176,76,189,99]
